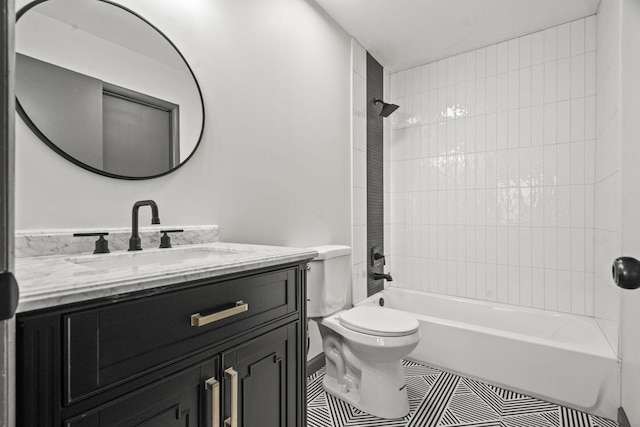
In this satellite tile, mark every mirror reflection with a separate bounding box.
[15,0,205,179]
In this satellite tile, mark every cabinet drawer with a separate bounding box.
[64,267,299,404]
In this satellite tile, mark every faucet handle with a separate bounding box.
[73,232,110,254]
[159,229,184,249]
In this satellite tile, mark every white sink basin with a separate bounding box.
[71,248,237,270]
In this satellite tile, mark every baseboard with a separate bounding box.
[619,407,632,427]
[306,353,325,376]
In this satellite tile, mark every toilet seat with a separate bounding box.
[338,306,419,337]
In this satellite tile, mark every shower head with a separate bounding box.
[373,99,399,117]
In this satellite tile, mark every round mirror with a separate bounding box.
[15,0,205,179]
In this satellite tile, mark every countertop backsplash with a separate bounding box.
[15,225,219,258]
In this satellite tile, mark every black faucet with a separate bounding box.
[373,272,393,281]
[128,200,160,251]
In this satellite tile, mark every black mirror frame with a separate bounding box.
[16,0,206,180]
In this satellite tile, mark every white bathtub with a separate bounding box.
[359,287,620,419]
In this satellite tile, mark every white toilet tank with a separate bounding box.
[307,245,351,318]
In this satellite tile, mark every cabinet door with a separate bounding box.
[65,356,220,427]
[222,323,299,427]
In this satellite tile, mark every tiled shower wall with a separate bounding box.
[594,0,621,353]
[388,17,598,316]
[352,39,368,304]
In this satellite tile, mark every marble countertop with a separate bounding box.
[15,242,317,313]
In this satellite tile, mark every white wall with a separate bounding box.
[15,0,352,250]
[388,18,597,316]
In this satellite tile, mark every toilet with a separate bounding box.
[307,245,421,419]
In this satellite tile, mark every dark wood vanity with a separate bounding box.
[16,261,308,427]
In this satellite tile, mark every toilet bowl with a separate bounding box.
[317,306,420,419]
[305,245,421,419]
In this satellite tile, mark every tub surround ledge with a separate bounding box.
[15,242,317,313]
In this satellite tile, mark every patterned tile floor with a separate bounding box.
[307,360,619,427]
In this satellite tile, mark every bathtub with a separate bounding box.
[358,287,620,419]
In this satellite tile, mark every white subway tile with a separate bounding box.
[486,75,497,114]
[570,142,585,185]
[456,53,466,83]
[532,268,545,308]
[420,64,430,93]
[532,105,544,146]
[557,23,571,59]
[531,187,544,227]
[571,19,585,56]
[486,263,497,301]
[543,186,557,228]
[556,185,571,227]
[476,226,487,263]
[531,64,544,106]
[557,58,571,101]
[544,27,558,62]
[557,270,572,312]
[543,103,557,145]
[508,70,520,110]
[532,31,545,65]
[476,47,487,79]
[466,80,476,118]
[519,34,532,69]
[571,229,586,272]
[571,271,586,315]
[429,62,438,90]
[584,96,596,140]
[476,79,486,116]
[570,98,585,142]
[405,69,414,97]
[544,61,558,103]
[497,111,508,150]
[520,266,533,307]
[508,265,521,304]
[571,54,585,99]
[497,41,509,74]
[570,185,586,228]
[557,101,571,144]
[520,227,532,267]
[532,227,545,267]
[508,38,520,71]
[544,269,558,310]
[508,110,520,149]
[437,59,447,88]
[466,225,476,261]
[497,265,509,302]
[466,262,477,298]
[585,15,596,52]
[585,52,596,97]
[444,57,455,87]
[497,73,509,112]
[519,67,532,108]
[466,50,476,82]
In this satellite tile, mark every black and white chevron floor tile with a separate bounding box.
[307,360,619,427]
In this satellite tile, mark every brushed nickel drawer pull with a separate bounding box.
[205,376,220,427]
[191,301,249,327]
[224,368,238,427]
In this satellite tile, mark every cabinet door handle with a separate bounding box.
[191,301,249,327]
[205,377,220,427]
[224,368,238,427]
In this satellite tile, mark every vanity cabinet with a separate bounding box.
[16,261,308,427]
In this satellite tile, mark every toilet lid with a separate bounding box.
[338,306,419,337]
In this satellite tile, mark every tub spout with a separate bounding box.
[373,272,393,281]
